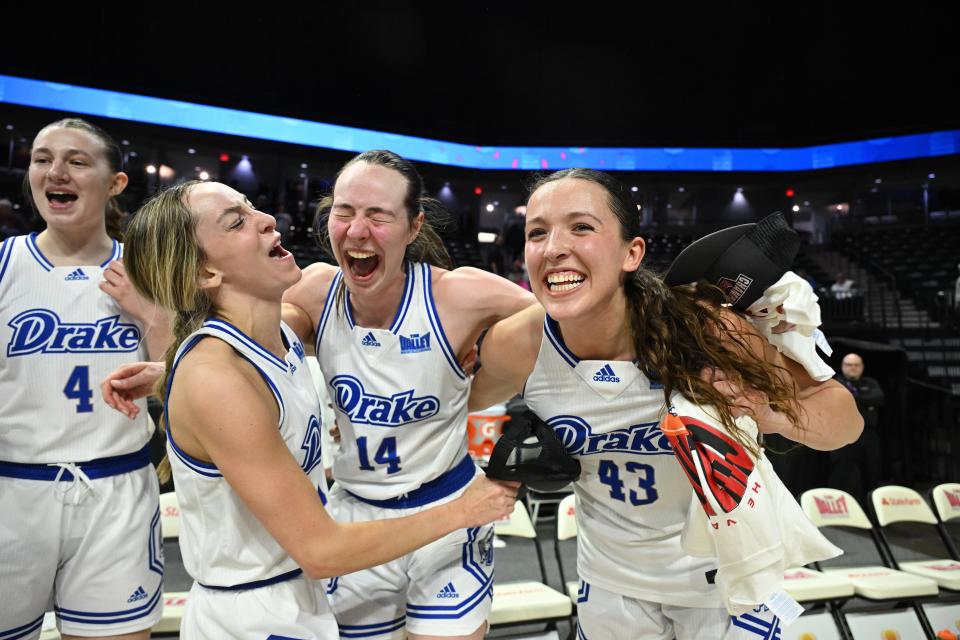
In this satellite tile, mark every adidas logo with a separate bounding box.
[360,332,381,347]
[436,582,459,599]
[65,268,89,281]
[127,585,148,603]
[592,364,620,383]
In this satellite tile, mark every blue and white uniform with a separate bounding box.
[167,318,337,639]
[315,262,493,638]
[521,315,782,640]
[0,234,161,639]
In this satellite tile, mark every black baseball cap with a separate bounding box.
[663,212,800,310]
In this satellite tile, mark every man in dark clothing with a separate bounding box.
[828,353,883,502]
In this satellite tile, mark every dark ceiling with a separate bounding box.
[2,3,958,148]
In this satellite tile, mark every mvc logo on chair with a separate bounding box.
[399,332,431,354]
[945,489,960,509]
[814,494,849,517]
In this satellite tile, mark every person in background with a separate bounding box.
[828,353,884,502]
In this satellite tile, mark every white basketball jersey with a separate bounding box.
[522,315,722,607]
[167,319,330,589]
[0,234,151,463]
[316,262,471,501]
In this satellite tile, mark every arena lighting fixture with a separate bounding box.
[145,164,156,174]
[631,186,639,192]
[187,148,196,154]
[929,173,936,179]
[199,171,209,180]
[792,205,800,212]
[874,178,882,184]
[485,204,494,212]
[301,163,308,169]
[477,232,496,243]
[4,74,960,172]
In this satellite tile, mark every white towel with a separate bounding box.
[663,395,842,616]
[745,271,835,382]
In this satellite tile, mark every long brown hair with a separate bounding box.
[529,169,801,453]
[313,150,454,312]
[123,180,207,481]
[24,117,127,240]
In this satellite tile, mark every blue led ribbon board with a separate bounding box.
[2,74,958,171]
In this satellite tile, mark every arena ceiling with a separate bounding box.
[2,3,958,150]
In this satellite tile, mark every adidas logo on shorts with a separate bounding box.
[127,585,148,603]
[360,332,381,347]
[592,364,620,383]
[65,268,89,281]
[436,582,459,599]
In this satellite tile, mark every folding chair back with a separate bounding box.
[871,485,938,527]
[494,499,537,539]
[801,488,873,529]
[932,483,960,524]
[556,494,577,541]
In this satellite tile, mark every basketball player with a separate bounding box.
[120,180,518,638]
[469,169,862,639]
[102,151,535,638]
[279,151,536,640]
[0,119,170,640]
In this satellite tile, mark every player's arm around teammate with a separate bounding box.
[170,339,517,579]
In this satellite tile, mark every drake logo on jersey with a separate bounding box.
[399,332,431,354]
[329,375,439,427]
[299,415,324,476]
[6,309,140,357]
[547,415,673,456]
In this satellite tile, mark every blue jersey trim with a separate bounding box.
[544,315,579,367]
[0,236,14,286]
[0,442,151,481]
[730,612,781,639]
[577,622,589,640]
[199,567,302,591]
[346,454,476,508]
[148,507,164,576]
[339,616,407,638]
[407,526,494,618]
[315,270,343,347]
[26,233,54,271]
[55,588,161,624]
[389,261,415,333]
[0,613,45,640]
[204,318,289,374]
[165,335,222,478]
[576,580,590,603]
[99,239,121,267]
[422,263,466,380]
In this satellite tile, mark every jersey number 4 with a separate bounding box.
[598,460,658,505]
[64,365,94,413]
[357,436,402,474]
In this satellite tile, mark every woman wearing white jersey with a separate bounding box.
[470,169,862,640]
[279,150,535,640]
[119,180,518,639]
[0,119,170,640]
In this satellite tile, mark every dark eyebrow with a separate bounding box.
[525,211,603,227]
[31,147,94,158]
